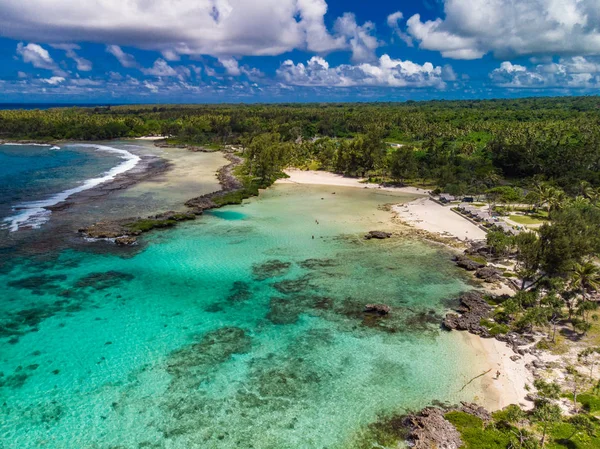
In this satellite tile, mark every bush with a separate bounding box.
[480,319,510,336]
[444,412,511,449]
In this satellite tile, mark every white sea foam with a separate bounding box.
[50,146,61,150]
[3,144,141,232]
[2,142,52,146]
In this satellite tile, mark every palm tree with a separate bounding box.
[571,261,600,302]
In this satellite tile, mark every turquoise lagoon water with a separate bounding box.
[1,169,488,448]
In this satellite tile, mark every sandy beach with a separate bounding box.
[279,169,534,410]
[393,197,487,241]
[461,332,536,410]
[279,169,428,195]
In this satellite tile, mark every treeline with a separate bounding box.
[2,97,600,190]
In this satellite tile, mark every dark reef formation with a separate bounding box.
[364,230,392,240]
[442,291,492,337]
[79,152,244,246]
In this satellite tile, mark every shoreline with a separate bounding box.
[2,148,539,414]
[461,332,535,411]
[1,142,169,232]
[278,169,533,412]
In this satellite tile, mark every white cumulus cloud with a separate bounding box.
[16,43,58,71]
[50,44,92,71]
[42,76,66,85]
[0,0,375,60]
[141,59,178,77]
[277,55,446,88]
[106,45,138,68]
[405,0,600,60]
[490,57,600,88]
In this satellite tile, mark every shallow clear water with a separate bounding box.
[0,180,489,449]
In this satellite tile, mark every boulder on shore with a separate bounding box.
[364,231,392,240]
[115,236,138,246]
[405,407,463,449]
[454,254,486,271]
[476,266,503,282]
[443,291,492,337]
[364,304,391,315]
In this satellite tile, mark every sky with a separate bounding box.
[0,0,599,103]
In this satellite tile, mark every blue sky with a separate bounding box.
[0,0,599,103]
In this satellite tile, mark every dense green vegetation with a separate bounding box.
[447,380,600,449]
[2,97,600,192]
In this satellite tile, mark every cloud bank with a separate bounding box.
[0,0,376,60]
[405,0,600,59]
[277,55,447,88]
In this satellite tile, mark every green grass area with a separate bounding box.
[574,393,600,414]
[547,420,600,448]
[446,410,600,449]
[509,214,548,225]
[480,319,510,336]
[444,412,511,449]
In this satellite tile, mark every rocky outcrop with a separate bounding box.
[475,266,503,283]
[184,197,217,213]
[151,211,196,221]
[443,291,492,337]
[405,407,463,449]
[364,231,392,240]
[80,212,196,245]
[465,241,490,257]
[459,402,492,423]
[115,236,138,246]
[364,304,391,315]
[454,254,486,271]
[496,332,535,355]
[80,221,138,239]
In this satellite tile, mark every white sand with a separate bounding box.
[135,136,166,141]
[279,169,427,195]
[393,197,487,241]
[461,333,536,410]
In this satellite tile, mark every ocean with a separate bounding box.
[0,145,488,449]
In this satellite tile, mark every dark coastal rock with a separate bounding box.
[405,407,463,449]
[465,241,490,257]
[115,236,137,246]
[364,304,391,315]
[443,291,492,337]
[454,254,486,271]
[151,211,196,221]
[364,231,392,240]
[80,221,137,239]
[459,402,492,423]
[184,197,217,212]
[475,266,503,283]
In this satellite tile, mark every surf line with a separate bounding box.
[3,144,141,232]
